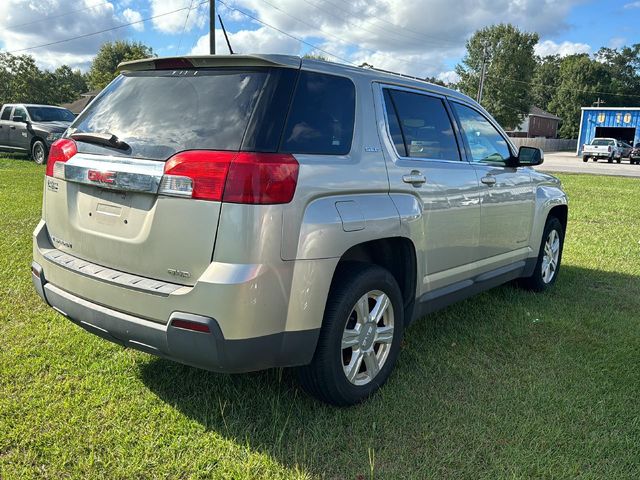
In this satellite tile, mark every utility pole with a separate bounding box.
[209,0,215,55]
[477,43,489,104]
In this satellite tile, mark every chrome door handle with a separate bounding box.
[481,175,496,186]
[402,170,426,186]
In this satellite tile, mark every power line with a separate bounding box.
[299,0,459,50]
[217,0,355,65]
[6,1,209,54]
[257,0,379,56]
[485,72,640,99]
[312,0,460,48]
[6,1,112,29]
[257,0,463,78]
[177,0,197,55]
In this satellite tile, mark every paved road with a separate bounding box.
[537,151,640,178]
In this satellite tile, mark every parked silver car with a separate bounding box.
[32,55,568,405]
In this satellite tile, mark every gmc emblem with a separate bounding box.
[87,170,116,184]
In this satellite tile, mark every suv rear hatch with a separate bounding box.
[43,56,299,286]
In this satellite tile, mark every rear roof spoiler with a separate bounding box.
[118,54,302,72]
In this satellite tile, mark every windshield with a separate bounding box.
[592,139,614,146]
[70,68,278,160]
[27,107,75,122]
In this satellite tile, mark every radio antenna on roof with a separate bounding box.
[218,14,234,54]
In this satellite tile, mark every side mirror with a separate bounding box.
[11,115,26,123]
[517,146,544,166]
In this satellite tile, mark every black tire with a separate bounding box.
[582,156,589,163]
[31,139,47,165]
[593,158,598,162]
[518,216,564,292]
[607,156,613,163]
[616,157,621,164]
[297,263,404,406]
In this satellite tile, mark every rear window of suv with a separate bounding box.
[69,67,355,160]
[71,68,295,160]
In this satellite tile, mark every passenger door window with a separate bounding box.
[451,103,511,164]
[383,89,460,161]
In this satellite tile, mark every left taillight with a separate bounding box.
[46,138,77,178]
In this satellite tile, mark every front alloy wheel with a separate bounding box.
[541,229,560,284]
[518,216,564,292]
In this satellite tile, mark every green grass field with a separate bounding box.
[1,156,639,479]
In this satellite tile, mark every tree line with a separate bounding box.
[0,41,154,108]
[455,24,640,138]
[2,29,639,139]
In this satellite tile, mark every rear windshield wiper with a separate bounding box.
[70,132,130,151]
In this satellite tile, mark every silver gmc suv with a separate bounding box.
[32,55,568,406]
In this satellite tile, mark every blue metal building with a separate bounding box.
[577,107,640,154]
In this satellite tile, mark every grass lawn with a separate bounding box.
[1,156,639,479]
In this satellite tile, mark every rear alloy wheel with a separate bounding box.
[31,140,47,165]
[298,263,404,406]
[518,216,564,292]
[341,290,395,386]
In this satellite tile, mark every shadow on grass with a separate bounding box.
[139,265,639,478]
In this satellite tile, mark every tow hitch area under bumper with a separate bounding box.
[31,262,318,373]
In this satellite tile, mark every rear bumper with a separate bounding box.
[31,262,319,373]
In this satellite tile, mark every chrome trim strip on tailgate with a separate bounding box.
[63,153,164,194]
[44,250,185,296]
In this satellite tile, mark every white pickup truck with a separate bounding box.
[582,138,623,163]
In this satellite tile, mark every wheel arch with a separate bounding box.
[548,204,568,232]
[337,237,417,325]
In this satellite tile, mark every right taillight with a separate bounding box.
[46,138,77,178]
[159,151,299,204]
[223,152,299,204]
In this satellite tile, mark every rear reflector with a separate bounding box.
[31,264,41,278]
[159,151,299,204]
[171,319,211,333]
[46,138,77,178]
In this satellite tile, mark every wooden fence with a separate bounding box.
[509,137,577,152]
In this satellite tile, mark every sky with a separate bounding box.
[0,0,639,83]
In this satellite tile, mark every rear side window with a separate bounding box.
[0,107,11,120]
[383,89,407,157]
[385,89,460,161]
[280,71,355,155]
[71,68,278,160]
